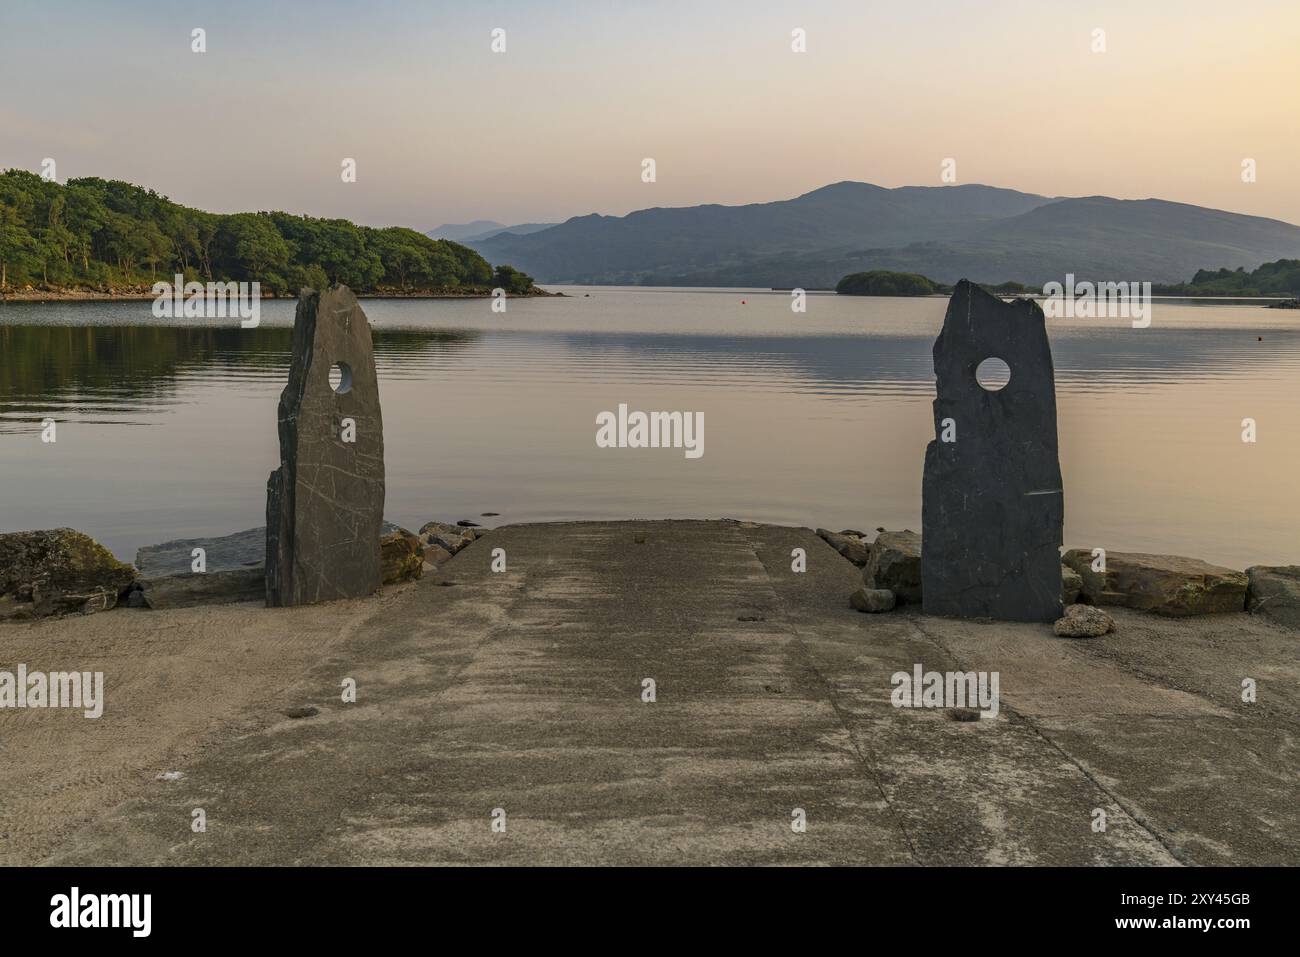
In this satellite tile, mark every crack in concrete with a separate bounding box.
[906,616,1186,865]
[736,526,924,865]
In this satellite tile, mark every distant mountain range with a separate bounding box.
[457,182,1300,287]
[426,220,557,244]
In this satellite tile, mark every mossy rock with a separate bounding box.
[0,528,135,618]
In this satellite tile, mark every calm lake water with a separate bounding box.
[2,287,1297,569]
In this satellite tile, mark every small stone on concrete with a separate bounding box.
[1053,603,1115,638]
[850,586,897,613]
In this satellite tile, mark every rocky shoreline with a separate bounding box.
[2,521,1296,631]
[0,519,490,620]
[818,527,1298,633]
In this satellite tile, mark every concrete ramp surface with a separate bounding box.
[2,521,1296,866]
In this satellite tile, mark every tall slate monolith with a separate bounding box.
[266,285,385,606]
[921,280,1063,622]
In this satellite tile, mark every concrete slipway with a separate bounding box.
[2,521,1296,866]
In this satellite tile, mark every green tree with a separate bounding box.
[0,168,535,295]
[219,213,291,279]
[493,264,535,294]
[0,207,36,289]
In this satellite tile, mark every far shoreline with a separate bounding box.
[2,284,1295,306]
[0,286,564,303]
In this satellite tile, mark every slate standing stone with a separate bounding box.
[266,286,385,606]
[921,280,1063,622]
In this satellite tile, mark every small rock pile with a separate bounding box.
[844,529,922,614]
[417,521,483,565]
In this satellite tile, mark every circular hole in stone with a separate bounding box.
[329,361,352,394]
[975,357,1011,392]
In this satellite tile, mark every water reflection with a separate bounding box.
[1,293,1297,569]
[0,325,482,430]
[4,322,1296,428]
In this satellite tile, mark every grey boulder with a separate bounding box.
[422,544,453,566]
[0,528,135,619]
[1061,563,1083,604]
[850,586,897,613]
[380,523,423,585]
[419,521,473,555]
[1062,550,1247,617]
[817,528,869,567]
[1245,565,1300,627]
[863,530,922,603]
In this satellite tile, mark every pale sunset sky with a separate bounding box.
[2,0,1297,228]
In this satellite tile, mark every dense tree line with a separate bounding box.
[836,270,938,296]
[0,169,536,295]
[835,270,1029,297]
[1153,259,1300,297]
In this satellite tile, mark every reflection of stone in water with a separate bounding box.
[265,286,386,606]
[922,281,1063,622]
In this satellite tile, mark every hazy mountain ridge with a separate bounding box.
[426,221,557,243]
[465,183,1300,287]
[425,220,505,242]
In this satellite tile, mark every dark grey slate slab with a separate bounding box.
[266,286,386,606]
[133,527,265,609]
[136,527,265,577]
[921,281,1063,622]
[138,568,266,609]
